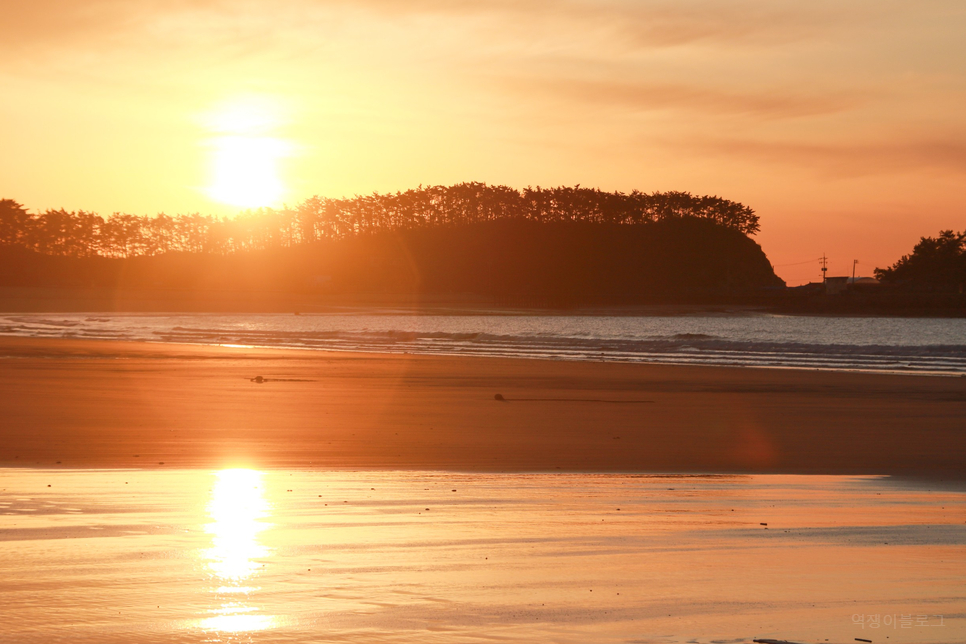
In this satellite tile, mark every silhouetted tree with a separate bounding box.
[0,183,761,259]
[0,199,30,246]
[876,230,966,292]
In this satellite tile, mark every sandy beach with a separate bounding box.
[1,336,963,476]
[2,469,963,644]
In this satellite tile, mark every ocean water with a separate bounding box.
[1,470,963,644]
[2,312,966,374]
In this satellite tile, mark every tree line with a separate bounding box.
[0,183,760,259]
[875,230,966,292]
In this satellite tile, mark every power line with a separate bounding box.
[772,257,823,267]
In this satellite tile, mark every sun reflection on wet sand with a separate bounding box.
[199,469,275,634]
[1,470,963,643]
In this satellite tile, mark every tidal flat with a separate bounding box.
[1,470,963,643]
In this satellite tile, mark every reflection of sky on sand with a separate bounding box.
[199,469,274,634]
[0,471,963,643]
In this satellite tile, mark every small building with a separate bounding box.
[825,276,849,295]
[848,277,881,289]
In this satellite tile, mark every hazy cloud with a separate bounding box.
[503,77,865,120]
[693,137,966,176]
[0,0,892,54]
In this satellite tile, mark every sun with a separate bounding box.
[203,97,293,209]
[208,136,288,208]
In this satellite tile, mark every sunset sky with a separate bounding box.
[2,1,964,284]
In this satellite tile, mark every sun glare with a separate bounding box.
[205,468,270,581]
[200,468,275,634]
[208,136,289,208]
[204,97,293,209]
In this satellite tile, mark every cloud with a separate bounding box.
[0,1,182,50]
[3,0,963,176]
[320,0,901,48]
[0,0,873,56]
[692,137,966,176]
[501,76,864,120]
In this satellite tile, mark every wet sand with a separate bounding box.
[1,336,964,476]
[1,470,963,643]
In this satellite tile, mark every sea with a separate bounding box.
[2,311,966,375]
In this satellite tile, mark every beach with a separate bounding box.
[3,336,966,643]
[2,469,963,644]
[2,336,964,476]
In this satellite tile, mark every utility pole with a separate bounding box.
[820,254,828,284]
[852,259,858,283]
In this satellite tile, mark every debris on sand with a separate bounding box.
[250,375,315,383]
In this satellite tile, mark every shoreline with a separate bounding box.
[3,310,966,377]
[3,330,966,380]
[4,334,966,379]
[4,465,963,492]
[2,336,964,477]
[3,332,963,381]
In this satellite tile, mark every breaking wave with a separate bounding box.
[2,313,965,375]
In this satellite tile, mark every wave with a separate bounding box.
[2,314,965,375]
[150,328,966,374]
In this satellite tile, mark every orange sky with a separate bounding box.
[1,1,964,284]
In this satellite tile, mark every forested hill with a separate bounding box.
[0,184,758,258]
[0,218,783,306]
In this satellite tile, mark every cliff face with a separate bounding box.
[0,218,783,305]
